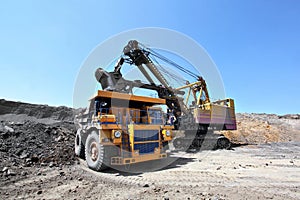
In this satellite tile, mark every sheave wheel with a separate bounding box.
[75,129,85,159]
[85,130,108,171]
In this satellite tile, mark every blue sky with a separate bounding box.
[0,0,299,114]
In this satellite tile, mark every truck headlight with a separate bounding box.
[166,130,171,137]
[114,131,121,138]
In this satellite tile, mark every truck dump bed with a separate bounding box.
[193,98,236,130]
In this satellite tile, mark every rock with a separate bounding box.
[15,122,24,126]
[21,171,28,176]
[44,127,51,133]
[143,184,150,187]
[1,131,9,139]
[31,155,39,162]
[20,152,29,159]
[78,177,83,181]
[49,162,55,168]
[55,136,62,142]
[2,167,8,172]
[7,170,16,176]
[37,190,43,195]
[216,166,222,170]
[4,125,14,133]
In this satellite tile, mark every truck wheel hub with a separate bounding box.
[90,142,98,161]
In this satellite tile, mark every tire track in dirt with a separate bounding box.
[79,155,232,188]
[78,144,300,200]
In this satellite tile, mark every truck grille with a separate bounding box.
[134,142,159,154]
[134,130,159,142]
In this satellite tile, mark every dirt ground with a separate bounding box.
[0,100,299,199]
[1,142,299,200]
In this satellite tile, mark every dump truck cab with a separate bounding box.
[75,90,173,171]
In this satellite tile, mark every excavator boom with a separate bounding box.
[94,40,236,150]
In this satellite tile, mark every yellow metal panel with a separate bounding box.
[162,125,174,130]
[91,90,166,104]
[128,124,134,152]
[113,138,121,144]
[162,129,172,141]
[132,124,161,130]
[99,114,116,123]
[111,153,167,165]
[100,130,110,139]
[228,99,235,108]
[101,124,121,130]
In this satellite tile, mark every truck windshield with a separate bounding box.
[148,108,163,125]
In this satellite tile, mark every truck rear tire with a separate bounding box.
[85,130,108,171]
[75,129,85,159]
[216,137,231,149]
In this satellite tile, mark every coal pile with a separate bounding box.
[0,99,77,182]
[0,120,76,181]
[0,99,74,122]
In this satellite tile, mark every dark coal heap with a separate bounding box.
[0,99,77,181]
[0,99,74,121]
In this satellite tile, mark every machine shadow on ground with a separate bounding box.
[80,143,249,177]
[99,144,247,176]
[101,156,195,176]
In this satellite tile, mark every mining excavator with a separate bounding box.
[75,40,236,171]
[94,40,236,149]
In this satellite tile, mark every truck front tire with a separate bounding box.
[85,130,108,171]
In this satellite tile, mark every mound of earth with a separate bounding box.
[0,120,76,182]
[0,99,78,184]
[0,99,74,122]
[222,113,300,144]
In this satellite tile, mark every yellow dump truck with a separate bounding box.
[75,90,173,171]
[75,40,236,171]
